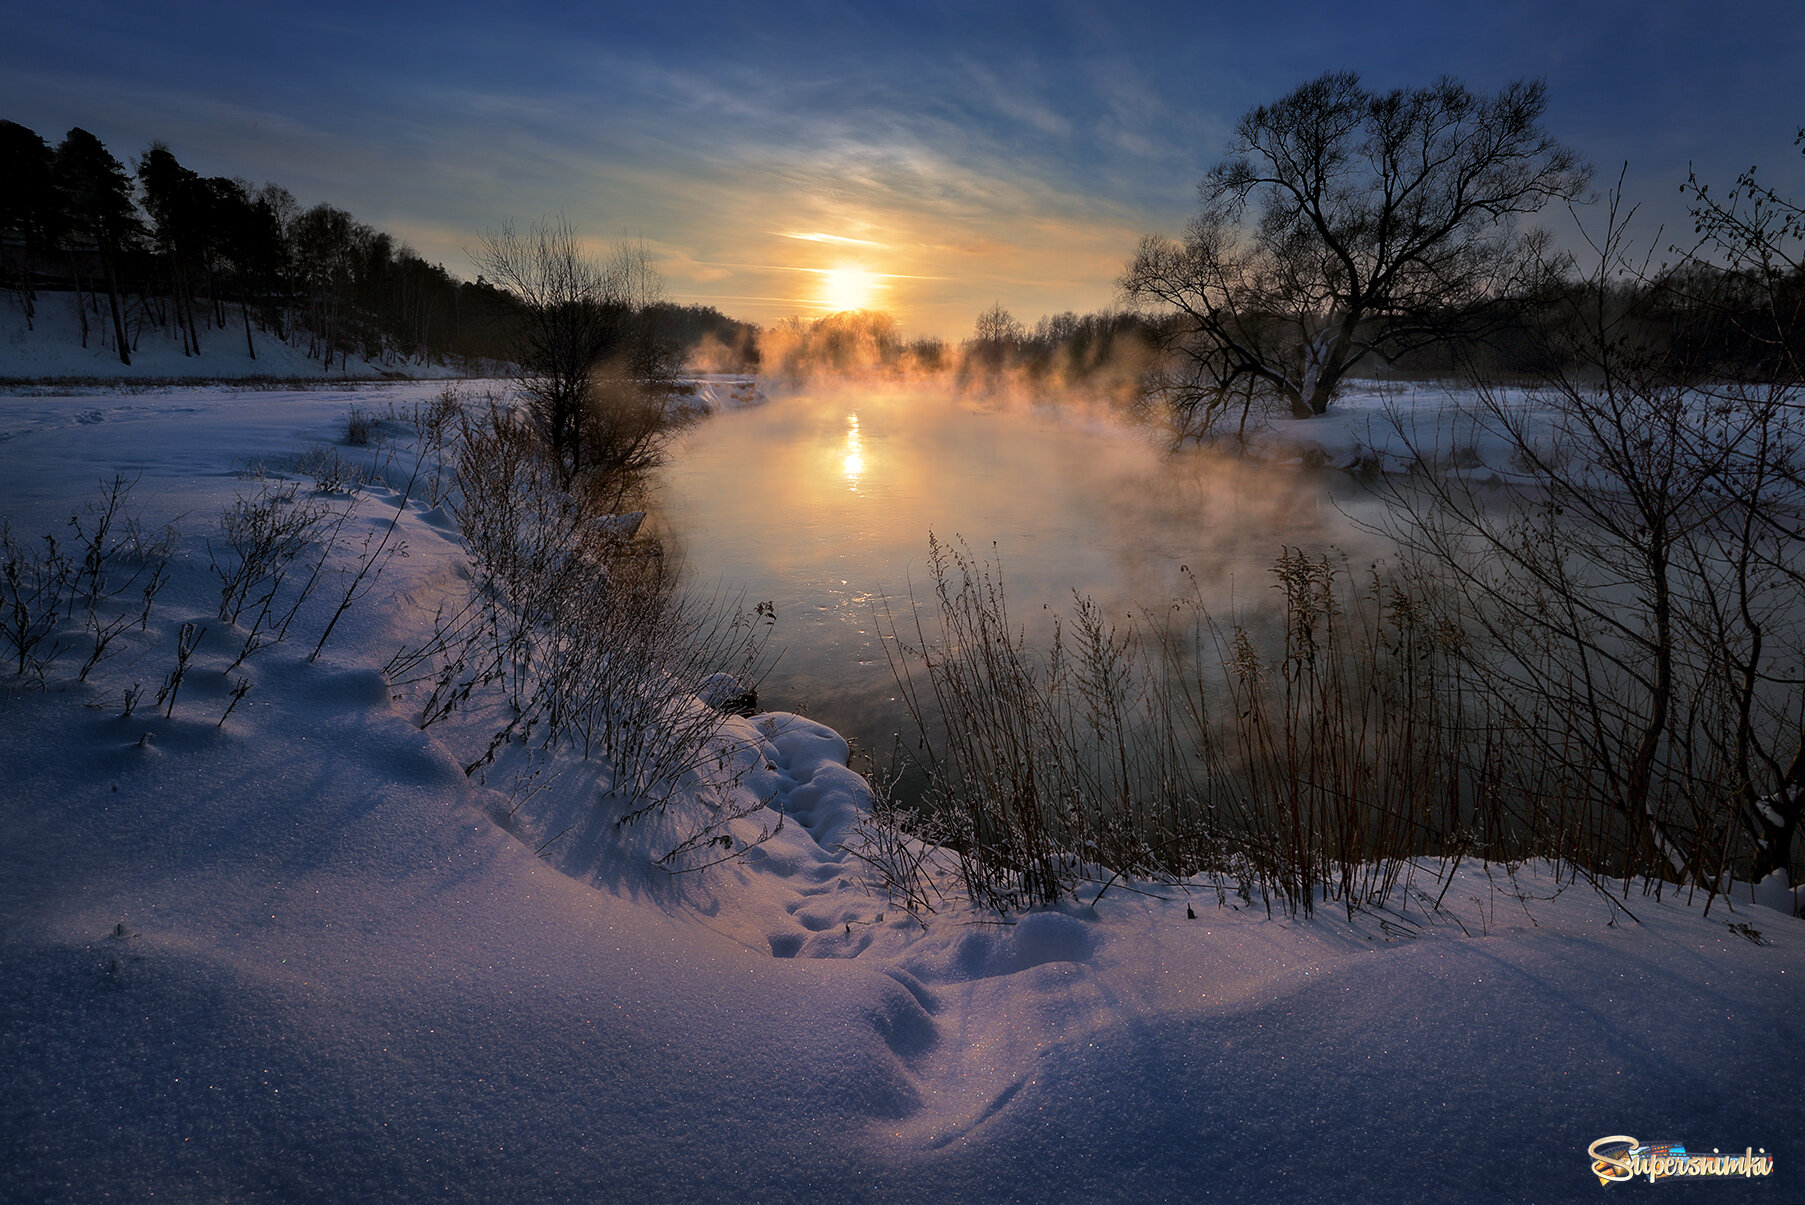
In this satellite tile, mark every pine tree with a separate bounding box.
[54,128,140,365]
[0,121,61,329]
[138,142,208,356]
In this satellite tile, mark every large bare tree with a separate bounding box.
[1122,72,1590,425]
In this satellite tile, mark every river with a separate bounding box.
[655,382,1389,763]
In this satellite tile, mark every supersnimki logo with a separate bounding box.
[1588,1136,1775,1185]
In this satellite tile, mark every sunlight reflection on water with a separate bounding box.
[656,384,1390,761]
[841,413,865,491]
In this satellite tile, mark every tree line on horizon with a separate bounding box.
[0,121,756,376]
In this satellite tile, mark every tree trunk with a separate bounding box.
[1624,535,1679,878]
[188,275,203,355]
[75,267,91,348]
[101,249,130,366]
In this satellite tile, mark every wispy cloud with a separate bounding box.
[780,233,885,247]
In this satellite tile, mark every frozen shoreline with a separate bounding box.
[1,380,1800,1203]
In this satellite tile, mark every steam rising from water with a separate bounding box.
[656,379,1390,756]
[686,307,1160,416]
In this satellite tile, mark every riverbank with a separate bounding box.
[1,381,1800,1203]
[0,291,499,384]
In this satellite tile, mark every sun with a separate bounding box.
[818,266,880,312]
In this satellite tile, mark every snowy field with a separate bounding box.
[1,381,1801,1203]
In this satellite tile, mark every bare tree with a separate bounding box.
[470,219,675,487]
[968,301,1022,374]
[1672,126,1805,385]
[1122,72,1590,425]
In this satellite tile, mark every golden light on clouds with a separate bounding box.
[776,231,893,314]
[662,197,1139,336]
[783,231,881,247]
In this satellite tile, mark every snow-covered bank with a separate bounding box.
[1198,376,1805,504]
[1185,378,1591,479]
[2,383,1801,1203]
[0,292,487,382]
[671,373,769,414]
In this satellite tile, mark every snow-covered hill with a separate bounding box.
[0,291,482,382]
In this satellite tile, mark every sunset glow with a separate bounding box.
[6,5,1786,340]
[818,266,881,313]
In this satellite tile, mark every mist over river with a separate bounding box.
[655,384,1391,762]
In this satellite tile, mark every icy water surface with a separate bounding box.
[655,384,1388,761]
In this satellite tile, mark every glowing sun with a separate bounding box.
[819,266,880,312]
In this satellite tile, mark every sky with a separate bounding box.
[3,0,1802,339]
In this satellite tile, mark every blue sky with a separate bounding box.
[4,0,1801,337]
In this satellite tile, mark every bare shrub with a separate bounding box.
[292,445,367,495]
[877,537,1483,916]
[154,621,204,718]
[218,676,252,726]
[366,385,468,506]
[394,394,777,853]
[410,384,467,505]
[66,475,173,680]
[842,744,954,921]
[345,406,373,447]
[0,523,73,683]
[209,483,337,625]
[308,455,417,663]
[2,476,175,687]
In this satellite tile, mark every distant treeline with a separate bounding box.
[743,305,1161,402]
[753,261,1805,410]
[958,272,1805,406]
[0,121,755,375]
[1332,268,1805,386]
